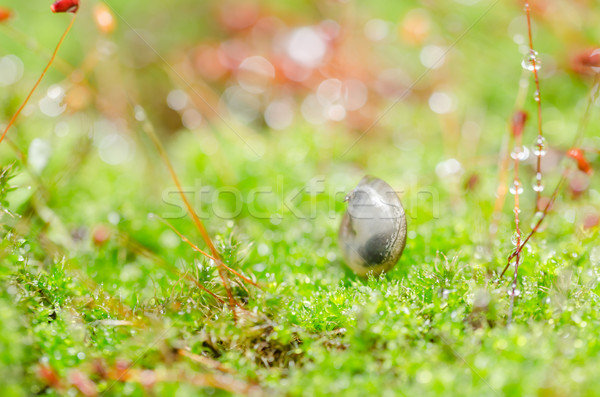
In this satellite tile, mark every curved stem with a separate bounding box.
[0,15,76,145]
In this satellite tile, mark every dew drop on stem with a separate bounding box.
[533,178,544,196]
[510,180,524,195]
[510,145,530,161]
[511,231,519,247]
[521,51,541,72]
[533,136,546,157]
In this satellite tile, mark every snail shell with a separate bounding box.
[338,176,407,277]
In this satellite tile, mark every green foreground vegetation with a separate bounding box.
[2,0,600,396]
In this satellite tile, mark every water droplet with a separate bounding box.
[508,288,521,297]
[532,183,544,192]
[510,145,530,161]
[535,135,545,146]
[509,180,524,195]
[510,232,521,246]
[521,51,541,72]
[533,136,546,156]
[533,90,541,102]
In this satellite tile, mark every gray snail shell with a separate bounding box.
[338,176,407,277]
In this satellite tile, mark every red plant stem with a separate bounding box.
[0,15,76,145]
[140,119,238,315]
[155,215,261,288]
[501,171,568,278]
[501,75,600,279]
[507,123,523,322]
[186,275,225,305]
[524,1,545,210]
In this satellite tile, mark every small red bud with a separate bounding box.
[0,7,12,22]
[51,0,79,14]
[68,370,98,397]
[566,148,593,175]
[511,110,528,138]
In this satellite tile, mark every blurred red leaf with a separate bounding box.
[583,212,600,229]
[566,148,593,175]
[37,363,62,389]
[68,370,98,397]
[0,7,12,22]
[511,110,528,138]
[570,48,600,76]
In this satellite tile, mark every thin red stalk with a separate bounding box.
[118,231,225,304]
[2,24,75,75]
[0,15,76,145]
[186,275,226,305]
[524,1,545,210]
[154,215,218,262]
[154,215,261,288]
[501,75,600,278]
[507,115,524,323]
[139,120,238,315]
[502,170,568,277]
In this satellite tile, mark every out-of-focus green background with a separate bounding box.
[2,0,600,396]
